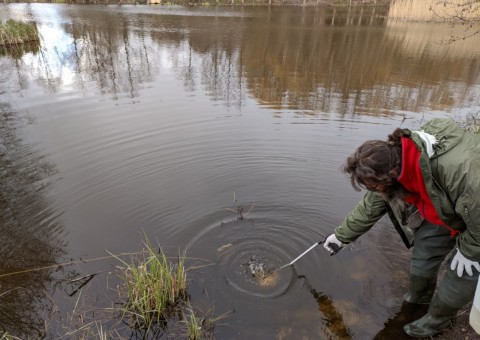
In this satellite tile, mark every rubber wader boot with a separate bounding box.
[403,296,456,337]
[404,268,478,338]
[403,274,436,304]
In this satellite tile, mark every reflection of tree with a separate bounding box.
[193,15,245,104]
[13,10,159,99]
[0,40,40,60]
[239,6,480,115]
[66,15,153,98]
[5,6,480,115]
[299,274,352,339]
[0,102,67,337]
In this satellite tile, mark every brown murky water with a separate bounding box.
[1,3,479,338]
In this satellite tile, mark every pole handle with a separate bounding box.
[318,238,342,256]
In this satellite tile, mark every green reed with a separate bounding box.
[184,307,202,340]
[112,239,187,329]
[183,304,222,340]
[0,20,39,47]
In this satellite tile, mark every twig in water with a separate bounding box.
[68,274,96,297]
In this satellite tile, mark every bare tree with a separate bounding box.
[429,0,480,41]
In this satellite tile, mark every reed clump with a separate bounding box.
[113,240,188,330]
[0,20,39,47]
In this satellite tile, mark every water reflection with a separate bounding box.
[242,7,480,114]
[373,302,429,340]
[299,274,352,339]
[0,102,67,337]
[1,5,479,114]
[0,41,40,60]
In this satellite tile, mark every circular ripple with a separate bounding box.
[216,238,295,298]
[185,209,321,299]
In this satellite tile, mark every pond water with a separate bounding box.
[1,3,480,339]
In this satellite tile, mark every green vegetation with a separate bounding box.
[184,307,203,339]
[113,240,188,329]
[0,236,219,338]
[0,20,39,47]
[110,237,221,338]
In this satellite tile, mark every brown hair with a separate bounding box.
[343,128,404,192]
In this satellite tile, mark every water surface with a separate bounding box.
[1,3,479,338]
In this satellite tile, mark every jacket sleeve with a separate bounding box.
[456,185,480,260]
[334,191,388,243]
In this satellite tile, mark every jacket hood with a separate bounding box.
[419,118,464,157]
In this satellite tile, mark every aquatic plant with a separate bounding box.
[112,239,187,330]
[184,307,202,340]
[0,20,39,47]
[182,304,226,340]
[0,234,221,337]
[224,192,255,221]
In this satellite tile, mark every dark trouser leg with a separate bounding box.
[410,222,456,277]
[404,261,479,337]
[403,275,436,304]
[404,222,456,304]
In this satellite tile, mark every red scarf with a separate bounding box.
[397,137,458,237]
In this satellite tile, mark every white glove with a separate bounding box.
[323,233,344,254]
[450,248,480,277]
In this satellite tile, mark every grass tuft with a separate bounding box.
[184,307,203,340]
[183,304,220,340]
[112,239,187,330]
[0,20,40,47]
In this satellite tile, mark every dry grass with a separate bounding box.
[389,0,480,22]
[0,20,39,46]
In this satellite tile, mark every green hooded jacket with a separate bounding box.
[334,118,480,260]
